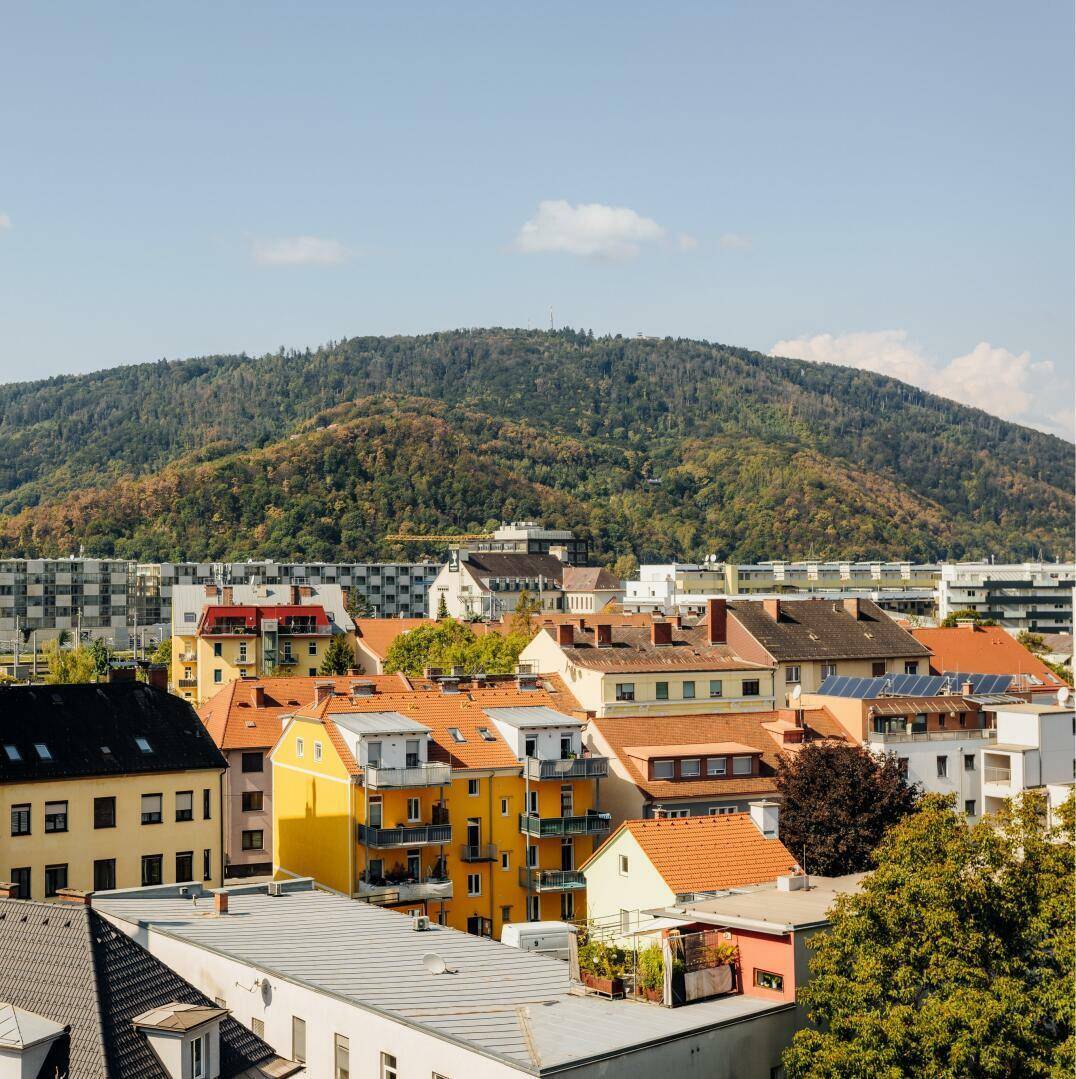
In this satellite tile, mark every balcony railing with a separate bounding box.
[519,867,586,892]
[525,756,608,781]
[459,843,498,862]
[984,767,1013,785]
[202,625,256,636]
[356,878,453,903]
[364,763,453,789]
[177,678,197,688]
[519,812,612,838]
[180,652,197,662]
[357,823,452,848]
[870,728,996,744]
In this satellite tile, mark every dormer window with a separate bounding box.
[681,758,701,777]
[653,760,674,780]
[732,755,753,776]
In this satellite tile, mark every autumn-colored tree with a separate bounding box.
[510,590,543,637]
[784,791,1075,1078]
[776,741,921,876]
[42,640,97,684]
[612,553,639,581]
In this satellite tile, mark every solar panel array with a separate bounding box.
[816,672,1013,699]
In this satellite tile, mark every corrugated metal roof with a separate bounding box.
[332,711,431,736]
[483,706,583,729]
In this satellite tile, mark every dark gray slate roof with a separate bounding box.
[0,682,226,782]
[0,898,285,1077]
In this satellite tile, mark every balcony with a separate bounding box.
[177,678,198,688]
[519,867,586,892]
[279,624,332,636]
[357,823,452,848]
[364,763,452,789]
[870,728,995,744]
[234,656,255,666]
[984,766,1013,786]
[519,812,612,838]
[526,755,608,781]
[459,843,498,862]
[356,877,453,903]
[180,652,197,663]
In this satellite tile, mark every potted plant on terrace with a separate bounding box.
[577,939,628,998]
[637,944,665,1003]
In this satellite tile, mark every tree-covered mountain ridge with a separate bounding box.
[0,328,1070,563]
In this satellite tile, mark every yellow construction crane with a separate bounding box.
[383,532,495,544]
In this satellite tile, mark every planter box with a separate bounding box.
[581,971,625,998]
[643,987,664,1003]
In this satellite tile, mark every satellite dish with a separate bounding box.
[790,684,802,702]
[422,953,447,976]
[259,979,272,1005]
[1058,687,1071,707]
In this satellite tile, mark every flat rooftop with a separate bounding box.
[94,881,790,1075]
[658,874,867,935]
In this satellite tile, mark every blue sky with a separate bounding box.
[1,2,1072,437]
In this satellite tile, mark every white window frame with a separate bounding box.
[680,758,701,777]
[618,854,629,876]
[652,759,674,780]
[191,1033,207,1079]
[732,756,752,776]
[296,737,304,758]
[407,797,421,822]
[313,741,323,762]
[467,779,479,797]
[707,757,726,776]
[380,1052,398,1079]
[467,873,481,897]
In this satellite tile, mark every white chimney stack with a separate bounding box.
[749,800,780,839]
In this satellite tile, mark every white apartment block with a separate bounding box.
[936,563,1075,632]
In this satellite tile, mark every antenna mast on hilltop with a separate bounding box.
[549,306,554,331]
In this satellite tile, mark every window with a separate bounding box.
[448,728,466,743]
[213,642,223,657]
[664,808,690,818]
[242,790,264,812]
[820,664,837,680]
[499,906,512,926]
[707,757,726,776]
[936,755,949,779]
[381,1052,398,1079]
[905,661,919,675]
[308,641,317,656]
[3,745,20,761]
[203,788,212,819]
[44,801,68,833]
[291,1017,307,1064]
[213,669,223,684]
[500,851,510,871]
[561,891,574,919]
[964,754,976,771]
[709,806,736,815]
[141,854,163,886]
[191,1033,208,1079]
[619,908,631,934]
[33,743,52,760]
[655,681,669,700]
[681,758,701,777]
[742,680,760,697]
[203,848,212,881]
[477,727,497,742]
[618,854,629,876]
[754,969,784,992]
[176,791,193,822]
[653,759,674,780]
[134,737,153,754]
[467,873,481,896]
[682,680,696,700]
[524,736,537,757]
[296,737,305,758]
[242,829,264,851]
[467,779,479,797]
[526,844,538,867]
[872,661,887,677]
[176,851,194,881]
[44,864,68,898]
[785,665,801,685]
[732,756,752,776]
[334,1034,350,1079]
[10,868,30,899]
[527,895,540,920]
[709,680,723,698]
[500,797,509,816]
[964,800,976,816]
[406,798,421,822]
[141,794,163,825]
[242,751,264,773]
[93,796,116,829]
[11,803,30,836]
[405,739,420,767]
[94,858,116,891]
[313,742,323,762]
[615,683,635,701]
[308,668,317,677]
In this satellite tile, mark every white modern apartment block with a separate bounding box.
[937,563,1075,632]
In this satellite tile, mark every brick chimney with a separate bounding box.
[214,891,229,916]
[651,619,672,646]
[556,623,575,647]
[314,680,335,704]
[56,888,91,906]
[672,613,683,630]
[252,684,266,708]
[222,586,234,605]
[961,679,974,696]
[290,584,301,605]
[204,583,217,598]
[299,585,313,598]
[763,598,780,621]
[842,597,861,620]
[706,598,727,645]
[147,665,167,691]
[107,663,136,683]
[595,623,613,647]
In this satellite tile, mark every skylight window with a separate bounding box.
[3,745,20,761]
[34,743,52,760]
[477,727,497,742]
[135,737,153,754]
[448,728,467,743]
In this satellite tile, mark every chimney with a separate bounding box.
[0,882,18,899]
[252,684,266,708]
[204,584,217,598]
[749,800,780,839]
[346,667,361,676]
[107,663,136,683]
[222,586,233,606]
[351,681,376,696]
[147,664,167,691]
[595,623,612,647]
[556,623,575,647]
[842,597,861,620]
[763,598,780,621]
[314,680,335,704]
[290,584,301,605]
[672,613,683,630]
[299,585,313,598]
[961,680,974,697]
[577,617,587,631]
[214,891,229,916]
[56,887,91,906]
[651,619,672,646]
[706,598,727,645]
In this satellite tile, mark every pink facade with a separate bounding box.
[731,927,799,1003]
[224,747,273,878]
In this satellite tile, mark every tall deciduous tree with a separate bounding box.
[510,590,543,637]
[784,791,1075,1078]
[384,620,529,676]
[42,640,97,684]
[776,741,921,876]
[318,633,358,675]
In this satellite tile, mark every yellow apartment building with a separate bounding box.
[0,681,225,901]
[271,673,608,937]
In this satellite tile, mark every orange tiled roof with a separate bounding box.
[591,709,850,801]
[603,814,799,893]
[911,625,1065,688]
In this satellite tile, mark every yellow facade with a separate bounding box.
[1,770,223,901]
[271,718,602,937]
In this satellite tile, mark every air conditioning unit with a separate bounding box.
[412,915,431,932]
[266,881,284,897]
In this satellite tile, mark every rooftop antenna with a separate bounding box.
[549,305,554,331]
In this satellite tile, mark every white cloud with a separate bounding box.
[770,329,1069,439]
[252,235,350,266]
[515,200,667,260]
[677,232,699,251]
[0,213,11,230]
[719,232,751,251]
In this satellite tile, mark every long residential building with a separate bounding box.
[936,562,1075,632]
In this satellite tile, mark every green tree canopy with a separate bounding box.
[776,741,921,876]
[384,619,529,676]
[86,637,113,678]
[436,593,449,619]
[941,608,997,628]
[150,636,172,665]
[42,640,97,684]
[319,633,358,675]
[784,791,1075,1078]
[612,552,639,581]
[510,590,543,637]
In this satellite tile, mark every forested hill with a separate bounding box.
[0,328,1070,564]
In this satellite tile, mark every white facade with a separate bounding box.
[937,563,1075,632]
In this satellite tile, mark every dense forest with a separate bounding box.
[0,329,1070,564]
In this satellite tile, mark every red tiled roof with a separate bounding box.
[911,625,1065,688]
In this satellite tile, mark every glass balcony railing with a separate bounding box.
[357,823,452,848]
[364,763,452,789]
[525,756,608,781]
[518,867,586,891]
[518,812,612,838]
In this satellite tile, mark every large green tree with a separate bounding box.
[776,741,921,876]
[784,791,1075,1078]
[384,619,529,676]
[319,633,358,675]
[42,640,97,684]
